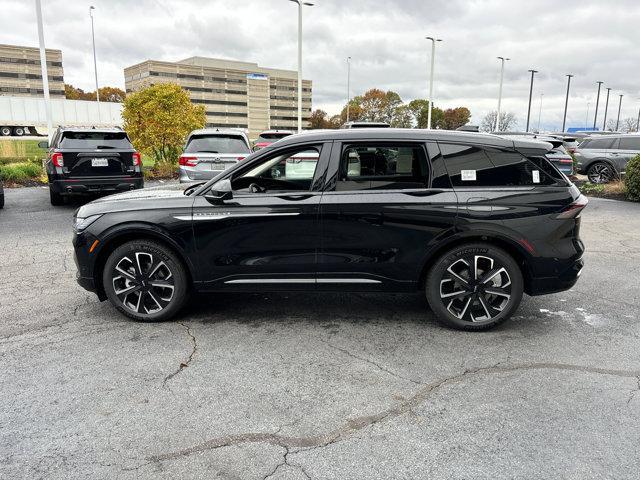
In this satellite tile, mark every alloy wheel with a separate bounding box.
[438,255,512,323]
[111,252,175,315]
[588,163,614,184]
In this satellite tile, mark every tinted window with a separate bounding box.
[337,144,428,191]
[579,137,616,149]
[618,137,640,151]
[487,151,558,186]
[257,133,292,142]
[185,135,249,154]
[426,142,450,188]
[439,144,494,186]
[59,131,132,149]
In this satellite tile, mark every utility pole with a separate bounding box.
[288,0,314,133]
[525,69,538,132]
[615,94,623,131]
[426,36,442,130]
[593,81,603,129]
[537,92,544,131]
[562,74,573,132]
[602,87,611,131]
[34,0,52,142]
[495,56,509,131]
[346,56,351,123]
[89,6,100,102]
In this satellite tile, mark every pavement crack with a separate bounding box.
[149,362,640,463]
[627,376,640,405]
[321,339,422,385]
[162,322,197,387]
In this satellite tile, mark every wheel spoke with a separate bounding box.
[114,284,141,296]
[485,288,510,298]
[135,252,154,276]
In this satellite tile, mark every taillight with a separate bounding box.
[51,152,63,167]
[179,155,199,167]
[237,156,245,161]
[556,194,588,219]
[559,158,573,164]
[132,152,141,166]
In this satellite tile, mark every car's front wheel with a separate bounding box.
[425,243,523,331]
[102,240,189,322]
[587,162,616,184]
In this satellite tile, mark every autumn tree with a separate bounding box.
[65,84,126,102]
[309,109,341,129]
[122,83,206,167]
[441,107,471,130]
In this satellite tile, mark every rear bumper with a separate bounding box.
[528,257,584,296]
[178,165,232,183]
[50,176,144,195]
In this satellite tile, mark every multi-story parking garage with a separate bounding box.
[124,56,312,139]
[0,43,65,98]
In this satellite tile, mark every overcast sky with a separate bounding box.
[3,0,640,130]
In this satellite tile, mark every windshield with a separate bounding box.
[59,131,132,149]
[185,135,250,154]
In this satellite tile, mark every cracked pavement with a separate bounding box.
[1,185,639,479]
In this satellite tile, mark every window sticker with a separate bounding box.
[532,170,540,184]
[461,170,477,181]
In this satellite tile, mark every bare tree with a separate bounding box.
[621,117,639,133]
[480,111,517,132]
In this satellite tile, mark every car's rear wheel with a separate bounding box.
[102,240,189,322]
[49,187,64,206]
[425,243,523,331]
[587,162,616,184]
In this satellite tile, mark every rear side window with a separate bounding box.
[618,137,640,151]
[440,143,560,187]
[337,144,428,191]
[59,131,132,149]
[185,134,250,154]
[579,137,616,149]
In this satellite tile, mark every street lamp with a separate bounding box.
[585,102,590,130]
[289,0,314,133]
[426,36,442,130]
[537,92,544,132]
[495,56,510,132]
[636,100,640,133]
[615,94,623,131]
[346,56,351,123]
[89,6,99,103]
[602,87,611,131]
[593,81,603,129]
[525,69,538,132]
[561,74,573,132]
[34,0,52,142]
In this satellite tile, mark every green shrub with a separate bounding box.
[625,154,640,202]
[0,162,43,183]
[579,182,605,195]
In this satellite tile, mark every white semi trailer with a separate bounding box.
[0,96,123,137]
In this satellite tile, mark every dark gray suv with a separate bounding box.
[574,134,640,183]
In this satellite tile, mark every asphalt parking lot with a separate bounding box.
[1,184,639,479]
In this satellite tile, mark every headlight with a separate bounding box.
[74,214,102,232]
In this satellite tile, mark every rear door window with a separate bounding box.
[618,137,640,151]
[185,135,250,154]
[579,137,616,150]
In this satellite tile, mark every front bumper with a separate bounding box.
[51,176,144,195]
[73,231,106,300]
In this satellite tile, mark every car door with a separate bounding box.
[615,136,640,173]
[318,139,458,291]
[191,141,332,291]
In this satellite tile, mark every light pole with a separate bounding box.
[593,81,603,129]
[585,102,590,130]
[561,74,573,132]
[34,0,52,142]
[289,0,314,133]
[636,101,640,132]
[346,56,351,123]
[615,94,623,131]
[495,56,509,132]
[89,6,99,102]
[602,87,611,131]
[537,92,544,131]
[426,36,442,130]
[525,69,538,132]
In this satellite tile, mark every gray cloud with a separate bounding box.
[2,0,639,130]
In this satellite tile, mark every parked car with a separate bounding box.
[496,132,574,176]
[42,127,143,205]
[0,180,4,209]
[178,128,251,183]
[252,130,294,152]
[548,134,580,154]
[574,134,640,183]
[73,129,586,331]
[341,121,390,129]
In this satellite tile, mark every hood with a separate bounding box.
[76,182,195,217]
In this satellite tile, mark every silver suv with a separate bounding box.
[178,129,251,183]
[574,134,640,183]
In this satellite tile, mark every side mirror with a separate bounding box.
[205,178,233,204]
[38,141,49,149]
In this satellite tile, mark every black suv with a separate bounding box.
[42,127,143,205]
[73,129,586,330]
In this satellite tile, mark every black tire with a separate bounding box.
[102,240,189,322]
[0,126,11,137]
[425,243,523,331]
[49,187,64,206]
[13,127,24,137]
[0,194,4,209]
[587,161,616,184]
